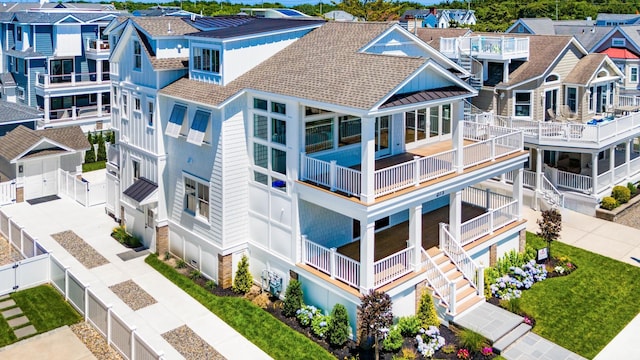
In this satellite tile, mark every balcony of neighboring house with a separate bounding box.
[35,71,111,97]
[299,186,524,315]
[38,93,111,126]
[300,121,524,204]
[440,35,529,62]
[85,38,111,61]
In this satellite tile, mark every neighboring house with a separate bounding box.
[323,10,359,22]
[400,8,476,31]
[0,101,42,136]
[239,8,311,19]
[109,19,530,335]
[436,31,639,216]
[506,17,612,51]
[0,1,116,12]
[0,9,120,132]
[590,25,640,95]
[0,125,89,201]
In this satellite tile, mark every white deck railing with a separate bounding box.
[617,95,640,107]
[421,248,455,313]
[301,121,523,200]
[459,200,518,246]
[303,238,331,275]
[373,246,414,287]
[36,71,110,87]
[334,252,360,288]
[440,36,529,59]
[439,223,483,294]
[556,170,592,193]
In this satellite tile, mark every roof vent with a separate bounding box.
[190,13,195,22]
[167,22,172,34]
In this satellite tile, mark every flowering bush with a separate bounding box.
[489,260,547,300]
[457,348,470,360]
[311,313,331,339]
[523,316,533,326]
[415,326,446,358]
[481,346,494,357]
[553,256,576,275]
[296,305,320,327]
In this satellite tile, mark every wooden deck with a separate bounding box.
[337,204,486,262]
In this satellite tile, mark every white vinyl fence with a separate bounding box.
[58,169,106,207]
[0,211,164,360]
[0,180,16,206]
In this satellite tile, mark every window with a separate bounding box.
[184,176,209,220]
[305,118,333,153]
[134,97,141,111]
[545,74,559,83]
[612,38,626,47]
[132,159,140,181]
[112,86,118,107]
[17,87,24,100]
[165,104,187,137]
[271,102,286,115]
[147,101,154,126]
[338,116,361,146]
[133,41,141,70]
[253,98,267,110]
[192,47,220,73]
[514,92,532,117]
[50,59,73,83]
[567,87,577,113]
[588,86,594,113]
[22,59,27,75]
[16,26,21,41]
[13,57,18,74]
[253,114,268,140]
[122,94,128,116]
[272,118,286,145]
[631,67,638,83]
[187,109,210,145]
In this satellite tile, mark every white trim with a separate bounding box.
[631,66,638,83]
[513,90,533,119]
[182,172,210,222]
[565,86,578,113]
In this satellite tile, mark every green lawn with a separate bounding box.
[521,232,640,359]
[82,161,106,172]
[0,285,82,346]
[145,254,334,360]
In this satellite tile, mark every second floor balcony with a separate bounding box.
[440,36,529,61]
[36,71,110,90]
[85,39,111,61]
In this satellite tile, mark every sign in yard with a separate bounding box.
[537,247,548,262]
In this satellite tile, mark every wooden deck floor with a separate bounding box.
[337,204,486,262]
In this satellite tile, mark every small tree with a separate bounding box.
[96,132,107,161]
[359,290,393,360]
[282,279,304,318]
[84,144,96,163]
[87,131,93,145]
[232,255,253,294]
[416,289,440,329]
[327,303,350,347]
[536,208,562,260]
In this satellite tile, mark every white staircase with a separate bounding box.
[426,247,484,316]
[459,54,482,90]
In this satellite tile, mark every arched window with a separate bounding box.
[545,74,560,83]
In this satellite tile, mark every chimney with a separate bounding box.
[430,7,437,16]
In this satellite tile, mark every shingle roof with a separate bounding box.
[161,22,429,110]
[0,102,41,123]
[0,73,16,87]
[414,28,471,50]
[380,86,471,109]
[0,125,89,162]
[5,47,46,58]
[0,11,117,24]
[514,18,556,35]
[123,177,158,203]
[564,53,609,85]
[187,18,325,39]
[495,34,575,88]
[554,25,611,50]
[132,27,188,71]
[130,16,198,37]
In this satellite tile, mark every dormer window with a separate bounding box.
[545,74,559,83]
[133,41,141,70]
[16,26,21,42]
[193,47,220,73]
[612,38,626,47]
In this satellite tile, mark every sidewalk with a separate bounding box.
[523,206,640,359]
[1,198,271,360]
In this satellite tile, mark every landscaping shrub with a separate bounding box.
[600,196,618,210]
[84,144,96,163]
[627,182,637,196]
[359,290,393,360]
[612,185,631,204]
[232,255,253,294]
[537,208,562,259]
[327,303,350,347]
[499,297,522,314]
[458,328,486,353]
[189,270,202,280]
[205,280,216,291]
[282,279,303,318]
[311,313,331,339]
[416,326,446,357]
[392,347,417,360]
[110,225,141,248]
[553,255,576,275]
[397,315,421,337]
[96,132,107,162]
[296,304,320,327]
[382,325,404,352]
[489,259,547,300]
[87,131,93,144]
[176,259,187,269]
[416,289,439,329]
[251,293,271,309]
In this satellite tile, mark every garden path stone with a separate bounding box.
[493,323,531,353]
[453,302,523,342]
[0,298,16,309]
[2,307,22,318]
[0,294,10,300]
[13,325,36,338]
[502,332,587,360]
[7,315,28,327]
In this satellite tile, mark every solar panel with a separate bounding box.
[276,9,303,16]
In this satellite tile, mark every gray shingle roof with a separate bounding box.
[123,177,158,202]
[133,27,188,71]
[0,101,41,123]
[513,18,556,35]
[554,25,612,50]
[564,53,609,85]
[0,11,117,25]
[0,73,16,87]
[0,125,89,162]
[161,22,429,111]
[5,47,46,58]
[130,16,198,37]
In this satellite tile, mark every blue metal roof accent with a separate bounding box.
[183,16,255,32]
[275,9,305,17]
[186,17,324,39]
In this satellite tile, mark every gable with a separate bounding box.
[56,15,82,24]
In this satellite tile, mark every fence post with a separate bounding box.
[64,268,70,301]
[84,285,90,321]
[329,160,337,191]
[300,152,306,180]
[107,306,112,346]
[130,327,137,360]
[449,282,457,315]
[330,247,337,279]
[477,266,485,297]
[414,156,420,186]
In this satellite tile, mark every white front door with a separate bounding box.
[23,158,58,200]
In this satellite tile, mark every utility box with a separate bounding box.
[261,270,282,296]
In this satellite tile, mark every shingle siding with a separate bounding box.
[35,25,53,56]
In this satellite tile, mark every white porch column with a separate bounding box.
[359,221,375,292]
[534,147,542,210]
[43,94,50,123]
[449,191,462,242]
[452,106,464,173]
[97,60,102,84]
[361,117,376,204]
[512,168,523,221]
[409,204,422,270]
[626,139,632,179]
[592,152,599,195]
[610,146,616,185]
[97,91,103,117]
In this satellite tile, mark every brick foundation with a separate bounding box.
[289,270,298,281]
[519,229,526,253]
[218,253,233,289]
[120,206,125,226]
[156,225,169,256]
[15,187,23,203]
[489,244,497,266]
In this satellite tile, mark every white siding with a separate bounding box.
[54,24,82,57]
[397,68,452,94]
[222,37,299,85]
[365,29,430,58]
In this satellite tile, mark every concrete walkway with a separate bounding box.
[0,326,96,360]
[1,197,271,360]
[523,206,640,359]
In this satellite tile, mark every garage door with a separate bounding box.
[23,158,58,200]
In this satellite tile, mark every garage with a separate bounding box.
[23,157,59,200]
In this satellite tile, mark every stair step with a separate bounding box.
[454,295,484,314]
[440,262,456,274]
[426,247,442,258]
[493,323,532,354]
[455,285,476,302]
[447,271,463,282]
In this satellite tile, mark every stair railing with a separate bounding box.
[421,248,456,314]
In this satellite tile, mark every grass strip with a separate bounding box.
[522,232,640,359]
[145,254,334,360]
[0,313,16,347]
[10,285,82,335]
[82,161,106,173]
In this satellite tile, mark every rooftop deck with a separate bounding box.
[440,36,529,61]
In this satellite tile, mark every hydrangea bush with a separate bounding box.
[296,305,321,327]
[490,260,547,300]
[415,326,446,357]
